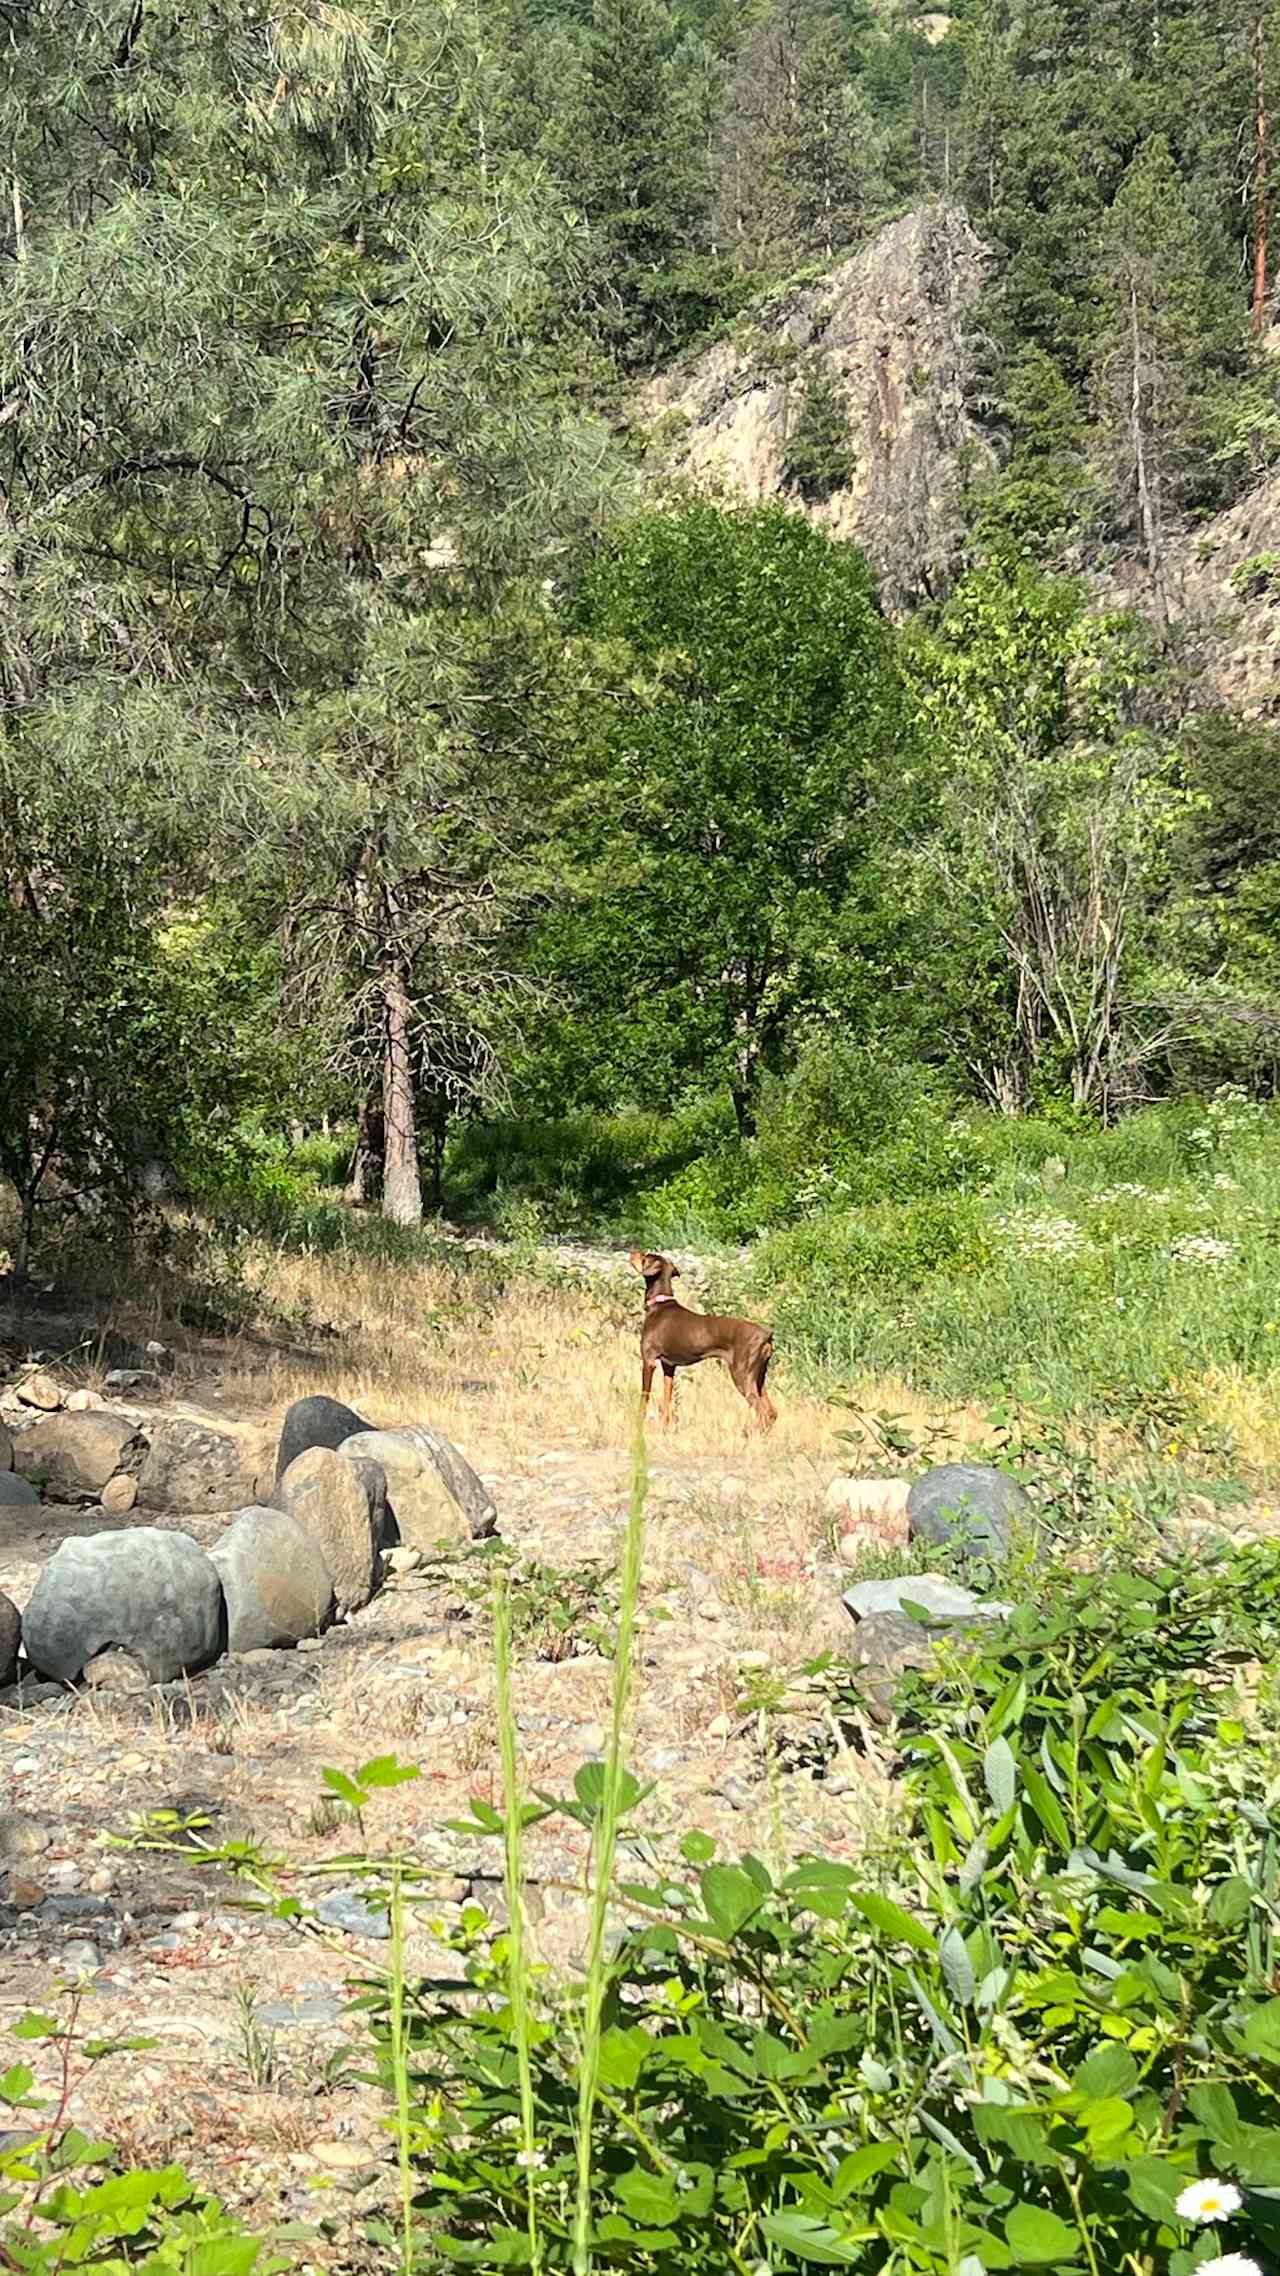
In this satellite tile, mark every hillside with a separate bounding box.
[639,203,995,614]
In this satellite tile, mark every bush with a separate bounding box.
[369,1543,1280,2276]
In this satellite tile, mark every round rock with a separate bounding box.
[906,1463,1033,1567]
[0,1472,40,1507]
[100,1472,139,1516]
[341,1426,497,1546]
[0,1591,19,1687]
[210,1506,334,1652]
[275,1394,373,1483]
[13,1412,141,1496]
[273,1447,380,1616]
[137,1419,257,1514]
[22,1528,224,1684]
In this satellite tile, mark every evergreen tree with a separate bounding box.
[1089,137,1230,621]
[0,0,615,1229]
[569,0,721,365]
[715,1,881,273]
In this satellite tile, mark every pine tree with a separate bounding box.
[715,1,881,273]
[0,1,615,1227]
[1089,137,1225,623]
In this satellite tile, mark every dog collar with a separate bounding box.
[646,1292,675,1305]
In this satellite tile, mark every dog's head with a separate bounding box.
[629,1247,678,1295]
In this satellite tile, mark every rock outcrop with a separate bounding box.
[639,202,995,613]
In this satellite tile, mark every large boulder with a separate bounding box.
[273,1448,380,1616]
[341,1426,497,1546]
[136,1419,257,1514]
[907,1463,1034,1568]
[210,1506,334,1652]
[13,1412,141,1497]
[0,1592,19,1686]
[22,1529,224,1684]
[0,1472,40,1508]
[275,1394,373,1483]
[344,1455,390,1549]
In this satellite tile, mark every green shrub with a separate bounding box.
[361,1543,1280,2276]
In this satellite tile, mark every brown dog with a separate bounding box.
[629,1249,776,1432]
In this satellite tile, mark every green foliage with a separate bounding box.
[782,365,858,501]
[353,1536,1280,2276]
[534,503,914,1133]
[0,2007,280,2276]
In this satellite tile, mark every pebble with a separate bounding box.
[315,1888,391,1941]
[60,1942,101,1974]
[65,1389,95,1414]
[9,1878,45,1909]
[718,1778,754,1812]
[100,1474,139,1516]
[706,1713,733,1740]
[87,1867,115,1895]
[0,1813,52,1859]
[308,2141,381,2173]
[17,1372,63,1411]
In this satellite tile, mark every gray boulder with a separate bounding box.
[0,1472,40,1507]
[273,1447,380,1616]
[22,1529,224,1684]
[275,1394,373,1483]
[210,1506,334,1652]
[907,1463,1033,1567]
[13,1412,141,1497]
[137,1419,256,1514]
[341,1425,497,1546]
[843,1574,1013,1624]
[0,1592,19,1686]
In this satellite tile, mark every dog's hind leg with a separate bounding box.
[641,1359,655,1418]
[754,1344,777,1432]
[660,1362,676,1427]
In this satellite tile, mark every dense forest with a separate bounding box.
[4,0,1280,1269]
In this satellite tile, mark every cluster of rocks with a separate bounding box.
[0,1392,499,1694]
[830,1461,1033,1721]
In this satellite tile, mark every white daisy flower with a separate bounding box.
[1175,2177,1244,2222]
[1195,2255,1261,2276]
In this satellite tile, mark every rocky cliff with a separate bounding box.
[638,202,996,613]
[1097,477,1280,719]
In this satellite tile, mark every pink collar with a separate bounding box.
[646,1291,676,1306]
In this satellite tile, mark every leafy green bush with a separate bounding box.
[368,1545,1280,2276]
[0,2008,279,2276]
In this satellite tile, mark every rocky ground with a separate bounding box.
[4,1227,1275,2260]
[0,1330,899,2256]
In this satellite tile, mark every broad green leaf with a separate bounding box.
[700,1864,766,1937]
[939,1925,977,2007]
[1072,2044,1138,2099]
[1208,1875,1253,1928]
[597,2026,648,2091]
[761,2210,866,2262]
[1004,2203,1083,2264]
[1242,1998,1280,2060]
[984,1737,1017,1814]
[357,1755,421,1790]
[1124,2157,1186,2220]
[850,1889,936,1955]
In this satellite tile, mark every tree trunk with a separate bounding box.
[345,1096,383,1205]
[1130,281,1168,629]
[730,1081,757,1139]
[1253,7,1270,335]
[381,962,423,1225]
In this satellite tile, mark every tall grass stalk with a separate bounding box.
[385,1860,415,2276]
[494,1577,542,2276]
[571,1427,648,2276]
